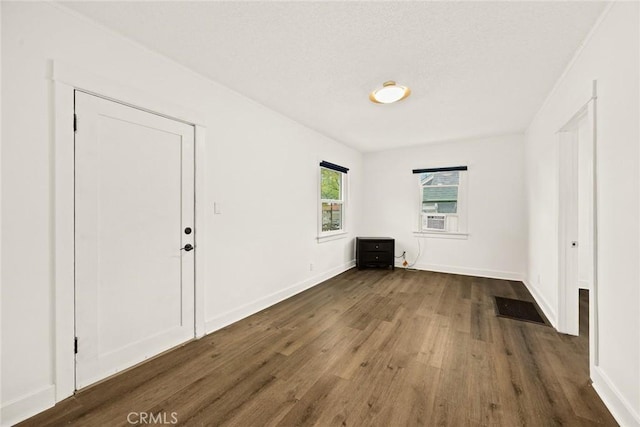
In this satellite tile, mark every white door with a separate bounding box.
[74,91,195,389]
[558,128,580,336]
[558,101,596,338]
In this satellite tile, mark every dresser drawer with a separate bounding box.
[360,241,393,252]
[361,252,392,264]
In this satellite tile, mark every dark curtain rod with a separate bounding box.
[320,161,349,174]
[412,166,467,174]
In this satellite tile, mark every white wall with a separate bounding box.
[0,2,361,424]
[525,2,640,425]
[362,134,527,280]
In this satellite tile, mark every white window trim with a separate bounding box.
[413,231,469,240]
[415,168,469,237]
[317,231,349,243]
[318,165,348,242]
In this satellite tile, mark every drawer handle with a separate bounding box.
[375,256,379,260]
[375,245,379,249]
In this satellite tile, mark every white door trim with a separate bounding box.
[556,81,599,370]
[51,60,207,402]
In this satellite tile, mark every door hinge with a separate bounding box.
[73,114,77,133]
[74,337,78,354]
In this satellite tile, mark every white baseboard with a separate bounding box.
[522,277,557,328]
[397,262,524,282]
[205,260,355,334]
[1,384,55,427]
[592,366,640,427]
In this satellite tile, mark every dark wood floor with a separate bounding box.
[20,269,616,426]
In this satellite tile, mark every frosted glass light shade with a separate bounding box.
[369,81,411,104]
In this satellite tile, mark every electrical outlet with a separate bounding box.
[310,263,314,271]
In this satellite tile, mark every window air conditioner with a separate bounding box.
[424,214,446,231]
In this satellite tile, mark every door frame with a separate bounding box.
[556,81,599,370]
[52,60,207,402]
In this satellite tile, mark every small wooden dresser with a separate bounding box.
[355,237,395,270]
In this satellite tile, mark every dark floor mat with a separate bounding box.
[494,296,546,325]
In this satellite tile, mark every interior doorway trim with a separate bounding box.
[51,60,207,402]
[556,80,599,369]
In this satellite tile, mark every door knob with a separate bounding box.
[181,244,194,252]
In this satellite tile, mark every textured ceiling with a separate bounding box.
[60,1,607,152]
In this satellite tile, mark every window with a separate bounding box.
[414,166,467,234]
[421,171,459,214]
[319,161,348,237]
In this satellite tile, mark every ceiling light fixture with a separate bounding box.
[369,81,411,104]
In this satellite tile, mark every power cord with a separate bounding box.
[405,238,421,271]
[395,250,408,267]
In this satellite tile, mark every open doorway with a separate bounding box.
[557,90,598,372]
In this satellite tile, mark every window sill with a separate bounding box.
[413,231,469,240]
[317,232,348,243]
